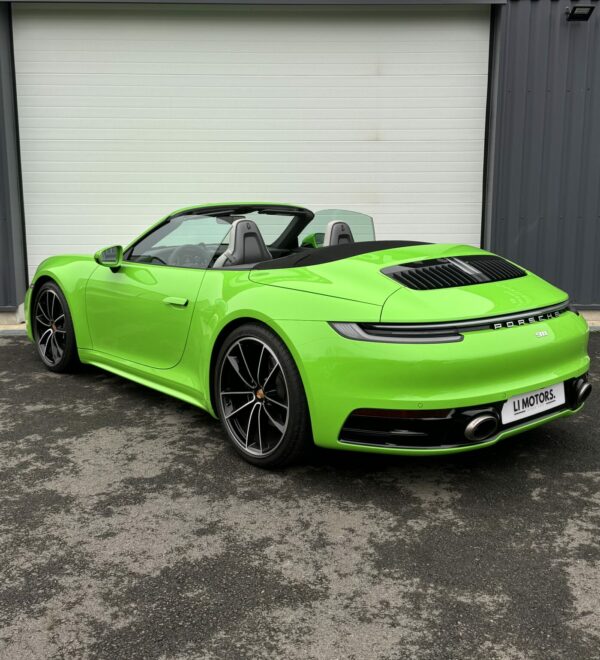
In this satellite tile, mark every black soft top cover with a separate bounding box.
[253,240,429,270]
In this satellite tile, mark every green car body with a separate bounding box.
[25,202,591,461]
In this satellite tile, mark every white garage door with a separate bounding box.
[13,4,490,278]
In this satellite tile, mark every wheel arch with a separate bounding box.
[29,275,59,326]
[207,316,312,425]
[28,268,93,350]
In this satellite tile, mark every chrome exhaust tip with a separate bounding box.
[574,380,592,407]
[464,414,499,443]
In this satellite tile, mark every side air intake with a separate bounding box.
[382,255,526,291]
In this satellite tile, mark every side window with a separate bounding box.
[298,209,375,247]
[127,215,231,269]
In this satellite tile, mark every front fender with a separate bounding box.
[27,255,98,349]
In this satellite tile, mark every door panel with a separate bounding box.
[86,263,205,369]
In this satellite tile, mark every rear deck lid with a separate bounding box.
[380,269,568,323]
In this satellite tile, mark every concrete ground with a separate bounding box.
[0,335,598,660]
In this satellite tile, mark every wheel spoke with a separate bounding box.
[40,291,49,319]
[245,402,260,447]
[39,328,52,358]
[36,301,51,323]
[237,341,256,387]
[54,314,65,324]
[265,396,288,411]
[49,291,57,320]
[256,345,265,385]
[35,314,51,327]
[223,397,254,420]
[263,405,286,435]
[257,406,263,452]
[51,334,64,358]
[226,354,254,389]
[263,362,280,389]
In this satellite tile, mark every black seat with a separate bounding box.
[214,219,272,267]
[323,221,354,246]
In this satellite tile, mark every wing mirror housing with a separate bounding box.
[94,245,123,270]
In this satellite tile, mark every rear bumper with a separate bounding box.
[332,405,582,456]
[276,310,590,454]
[339,374,589,450]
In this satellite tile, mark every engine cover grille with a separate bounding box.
[382,255,526,290]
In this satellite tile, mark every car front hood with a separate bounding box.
[249,244,568,322]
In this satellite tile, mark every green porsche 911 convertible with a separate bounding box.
[25,203,591,468]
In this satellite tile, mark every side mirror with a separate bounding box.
[94,245,123,270]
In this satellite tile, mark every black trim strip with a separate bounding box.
[364,300,570,334]
[331,300,570,345]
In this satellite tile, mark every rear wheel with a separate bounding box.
[214,323,312,468]
[32,281,80,372]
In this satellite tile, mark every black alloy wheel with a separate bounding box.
[215,323,312,468]
[33,282,79,372]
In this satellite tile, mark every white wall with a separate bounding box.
[13,4,490,277]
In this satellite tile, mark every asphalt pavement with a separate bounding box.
[0,333,599,659]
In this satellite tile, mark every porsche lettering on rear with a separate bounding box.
[492,310,561,330]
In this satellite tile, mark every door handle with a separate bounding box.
[163,296,189,307]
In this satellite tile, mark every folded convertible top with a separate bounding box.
[253,240,429,270]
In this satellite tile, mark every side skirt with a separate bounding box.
[78,348,212,415]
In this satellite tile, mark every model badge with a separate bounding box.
[492,310,561,330]
[536,331,549,338]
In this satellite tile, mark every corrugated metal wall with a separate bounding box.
[487,0,600,307]
[0,4,27,311]
[0,6,14,309]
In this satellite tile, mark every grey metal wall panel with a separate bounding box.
[0,4,27,310]
[487,0,600,307]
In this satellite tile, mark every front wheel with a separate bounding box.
[214,323,312,468]
[32,281,80,372]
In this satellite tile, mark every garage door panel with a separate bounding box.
[19,95,488,111]
[19,117,486,132]
[13,4,490,278]
[25,171,485,186]
[20,142,485,159]
[20,107,487,122]
[16,83,487,101]
[16,62,489,78]
[17,52,489,68]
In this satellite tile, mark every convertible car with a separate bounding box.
[25,203,592,467]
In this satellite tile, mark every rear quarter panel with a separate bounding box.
[183,269,383,416]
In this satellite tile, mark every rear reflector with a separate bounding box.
[353,408,451,419]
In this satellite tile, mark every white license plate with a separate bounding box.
[501,382,565,425]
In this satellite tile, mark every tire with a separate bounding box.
[32,281,80,373]
[214,323,312,468]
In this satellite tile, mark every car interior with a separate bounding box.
[124,204,375,270]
